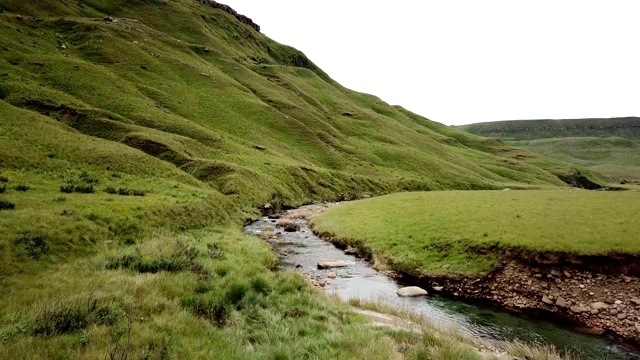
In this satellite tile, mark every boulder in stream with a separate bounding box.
[397,286,428,297]
[317,260,349,269]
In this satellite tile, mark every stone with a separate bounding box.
[591,302,609,310]
[618,313,628,320]
[327,272,337,279]
[579,284,585,288]
[556,297,568,308]
[339,111,353,117]
[542,295,554,305]
[631,298,640,305]
[397,286,428,297]
[502,188,511,191]
[615,300,623,305]
[432,286,444,292]
[563,270,572,277]
[605,296,616,304]
[344,247,358,255]
[571,305,589,313]
[550,270,561,277]
[317,260,349,269]
[253,145,266,151]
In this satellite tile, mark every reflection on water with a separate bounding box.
[245,209,640,360]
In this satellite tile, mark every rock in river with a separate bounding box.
[397,286,428,297]
[317,260,349,269]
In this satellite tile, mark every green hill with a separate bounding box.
[458,118,640,182]
[0,1,586,358]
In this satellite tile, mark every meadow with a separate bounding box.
[0,0,588,358]
[311,190,640,277]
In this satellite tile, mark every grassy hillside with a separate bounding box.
[458,118,640,182]
[312,190,640,277]
[457,117,640,141]
[0,0,582,358]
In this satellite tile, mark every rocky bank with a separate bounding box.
[424,259,640,343]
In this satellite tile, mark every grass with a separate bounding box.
[311,190,640,277]
[458,119,640,182]
[0,0,590,358]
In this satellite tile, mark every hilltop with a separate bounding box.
[0,0,589,358]
[458,118,640,182]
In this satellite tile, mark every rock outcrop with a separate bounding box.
[198,0,260,32]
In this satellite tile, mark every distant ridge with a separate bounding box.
[457,117,640,141]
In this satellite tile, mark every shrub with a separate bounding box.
[0,175,8,183]
[54,196,66,202]
[0,185,5,194]
[118,188,131,196]
[14,184,30,192]
[105,186,117,194]
[0,199,15,210]
[14,233,49,258]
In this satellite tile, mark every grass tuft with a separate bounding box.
[0,199,15,210]
[14,233,49,258]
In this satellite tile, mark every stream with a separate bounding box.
[244,206,640,360]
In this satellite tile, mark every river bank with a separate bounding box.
[248,203,640,359]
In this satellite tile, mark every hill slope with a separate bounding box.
[458,118,640,182]
[0,1,585,358]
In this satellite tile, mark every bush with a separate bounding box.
[105,186,117,194]
[0,185,5,194]
[14,233,49,258]
[14,184,30,192]
[0,199,15,210]
[0,175,8,183]
[132,189,146,197]
[117,188,131,196]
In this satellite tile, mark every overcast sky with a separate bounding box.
[222,1,639,125]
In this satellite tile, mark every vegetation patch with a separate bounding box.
[33,297,119,336]
[106,241,201,274]
[60,184,95,194]
[312,190,640,277]
[0,199,15,210]
[13,184,30,192]
[105,187,146,196]
[14,233,49,259]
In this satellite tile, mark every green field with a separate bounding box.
[0,0,588,358]
[311,190,640,277]
[458,118,640,182]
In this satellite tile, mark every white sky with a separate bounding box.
[222,1,640,125]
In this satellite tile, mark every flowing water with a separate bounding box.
[245,207,640,360]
